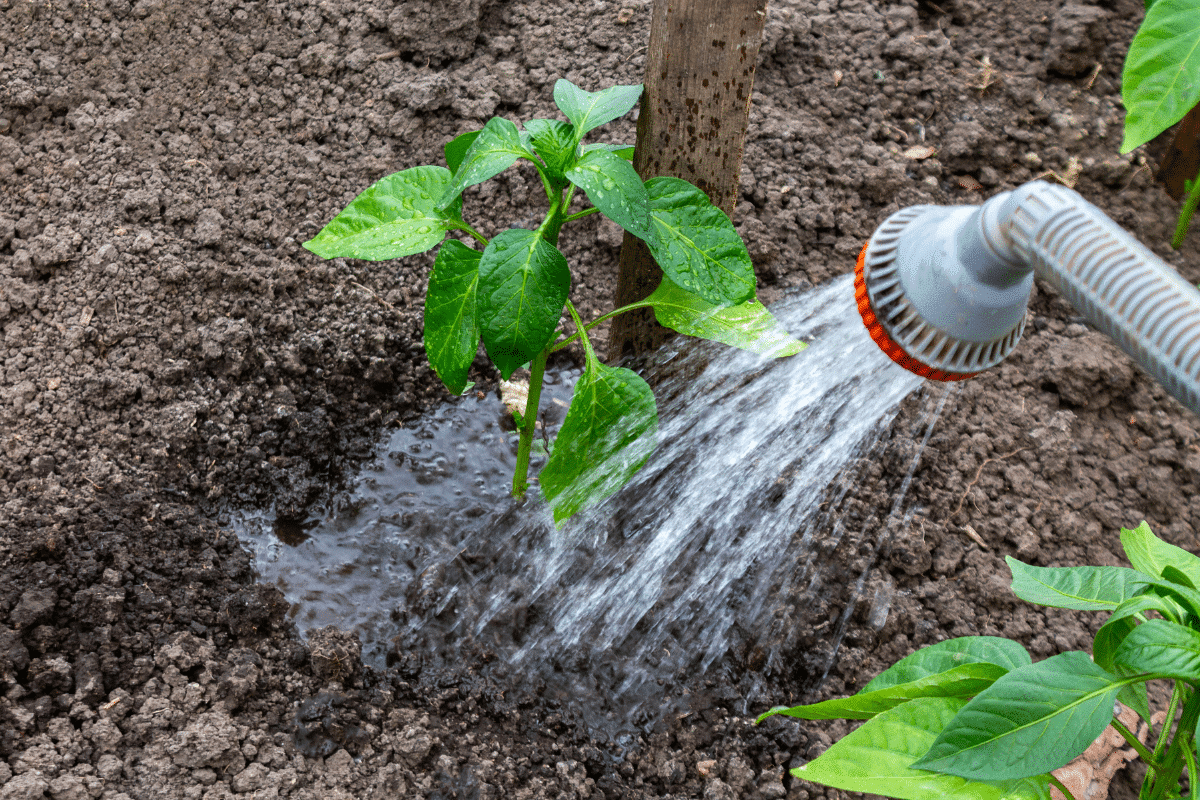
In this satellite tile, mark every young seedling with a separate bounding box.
[304,78,802,525]
[761,521,1200,800]
[1120,0,1200,247]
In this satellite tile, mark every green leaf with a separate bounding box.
[1006,556,1151,611]
[423,240,482,395]
[913,652,1123,780]
[445,129,482,174]
[644,177,756,306]
[1112,617,1200,680]
[438,117,533,208]
[646,278,804,357]
[303,166,461,260]
[1145,577,1200,621]
[1093,617,1138,673]
[760,663,1008,723]
[1095,621,1152,725]
[864,637,1033,693]
[477,229,570,379]
[582,142,635,161]
[1163,564,1198,588]
[565,149,654,241]
[524,119,578,180]
[1121,520,1200,586]
[1121,0,1200,152]
[539,363,657,526]
[794,697,1053,800]
[1093,596,1171,724]
[1119,679,1153,726]
[1094,595,1179,671]
[552,79,643,139]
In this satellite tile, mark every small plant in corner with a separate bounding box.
[1120,0,1200,248]
[303,79,803,524]
[761,521,1200,800]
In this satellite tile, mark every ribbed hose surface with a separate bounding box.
[1004,183,1200,414]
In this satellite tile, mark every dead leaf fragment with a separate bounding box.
[969,55,998,94]
[902,145,937,160]
[1037,156,1082,189]
[961,524,989,549]
[500,379,529,418]
[1051,704,1144,800]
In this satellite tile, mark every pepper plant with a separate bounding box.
[304,79,802,524]
[762,521,1200,800]
[1120,0,1200,247]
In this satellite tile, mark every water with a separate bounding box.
[816,382,958,686]
[235,273,937,735]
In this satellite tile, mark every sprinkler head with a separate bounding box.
[855,243,978,382]
[856,180,1200,415]
[854,193,1034,381]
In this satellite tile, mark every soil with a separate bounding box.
[1,0,1198,798]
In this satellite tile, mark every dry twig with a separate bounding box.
[953,447,1027,516]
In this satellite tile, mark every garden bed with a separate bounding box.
[1,0,1197,797]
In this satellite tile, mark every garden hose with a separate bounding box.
[855,180,1200,415]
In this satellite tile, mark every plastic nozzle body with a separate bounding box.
[857,180,1200,415]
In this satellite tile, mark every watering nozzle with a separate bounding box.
[855,179,1200,415]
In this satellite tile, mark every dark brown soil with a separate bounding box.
[2,0,1198,798]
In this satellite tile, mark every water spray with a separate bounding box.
[855,180,1200,414]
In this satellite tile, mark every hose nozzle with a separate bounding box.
[856,181,1200,415]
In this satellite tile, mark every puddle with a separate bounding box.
[235,367,578,664]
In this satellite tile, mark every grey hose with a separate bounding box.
[993,181,1200,413]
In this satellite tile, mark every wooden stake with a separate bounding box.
[607,0,770,363]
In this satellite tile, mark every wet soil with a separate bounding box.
[2,0,1198,798]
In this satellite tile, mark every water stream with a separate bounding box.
[234,273,940,736]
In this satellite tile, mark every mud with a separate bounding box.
[1,0,1198,798]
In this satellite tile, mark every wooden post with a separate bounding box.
[607,0,770,362]
[1155,103,1200,203]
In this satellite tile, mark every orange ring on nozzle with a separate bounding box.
[854,242,978,382]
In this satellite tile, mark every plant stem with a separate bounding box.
[1142,682,1181,800]
[550,299,657,352]
[542,192,567,247]
[511,346,549,498]
[1183,734,1197,800]
[565,300,596,367]
[1146,684,1200,800]
[509,191,572,498]
[1171,177,1200,250]
[1154,683,1185,766]
[453,221,490,246]
[1048,773,1077,800]
[1112,716,1157,768]
[534,162,558,205]
[563,207,601,223]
